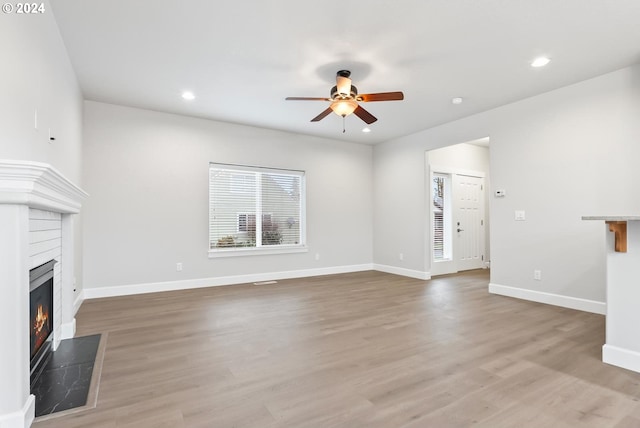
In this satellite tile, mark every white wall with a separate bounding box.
[0,1,84,296]
[427,142,490,173]
[0,3,83,181]
[82,101,373,292]
[0,2,83,426]
[374,64,640,311]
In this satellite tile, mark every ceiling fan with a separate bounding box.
[285,70,404,129]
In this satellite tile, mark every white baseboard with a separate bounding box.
[373,264,430,280]
[489,283,606,315]
[60,318,76,340]
[73,290,84,315]
[83,264,375,299]
[0,394,34,428]
[603,344,640,374]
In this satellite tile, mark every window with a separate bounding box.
[238,213,252,232]
[433,173,452,261]
[230,173,254,194]
[237,213,272,233]
[209,163,306,256]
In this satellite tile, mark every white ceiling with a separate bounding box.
[50,0,640,145]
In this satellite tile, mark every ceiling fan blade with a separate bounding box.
[310,107,333,122]
[286,97,331,101]
[357,91,404,102]
[353,105,378,124]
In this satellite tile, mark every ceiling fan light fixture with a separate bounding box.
[285,69,403,127]
[336,75,352,96]
[330,99,358,117]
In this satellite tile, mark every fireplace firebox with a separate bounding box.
[30,260,56,388]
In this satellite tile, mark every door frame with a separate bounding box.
[428,164,487,276]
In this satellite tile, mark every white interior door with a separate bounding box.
[453,174,485,272]
[430,170,486,276]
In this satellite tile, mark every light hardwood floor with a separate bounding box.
[33,270,640,427]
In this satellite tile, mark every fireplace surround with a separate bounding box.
[0,160,87,428]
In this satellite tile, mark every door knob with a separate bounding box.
[457,228,464,232]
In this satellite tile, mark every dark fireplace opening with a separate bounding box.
[30,260,56,389]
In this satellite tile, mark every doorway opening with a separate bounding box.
[427,138,490,276]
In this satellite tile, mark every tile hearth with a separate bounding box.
[32,334,102,418]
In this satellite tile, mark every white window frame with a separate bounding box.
[209,163,307,258]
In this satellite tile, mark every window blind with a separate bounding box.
[209,163,305,251]
[433,174,446,260]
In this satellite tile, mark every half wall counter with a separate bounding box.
[582,216,640,373]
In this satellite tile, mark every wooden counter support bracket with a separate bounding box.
[606,221,627,253]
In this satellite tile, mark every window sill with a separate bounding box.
[208,245,308,258]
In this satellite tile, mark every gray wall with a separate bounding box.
[0,1,84,291]
[0,1,83,420]
[0,4,83,182]
[82,101,373,289]
[374,64,640,305]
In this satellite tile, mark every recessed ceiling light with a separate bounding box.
[181,91,195,100]
[362,127,371,133]
[452,97,463,105]
[531,57,550,68]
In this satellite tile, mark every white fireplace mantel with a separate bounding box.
[0,160,87,213]
[0,160,87,428]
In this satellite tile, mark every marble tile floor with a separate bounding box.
[32,334,101,417]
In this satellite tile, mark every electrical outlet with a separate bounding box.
[315,253,320,261]
[176,262,183,272]
[399,253,404,261]
[533,269,541,281]
[515,210,526,221]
